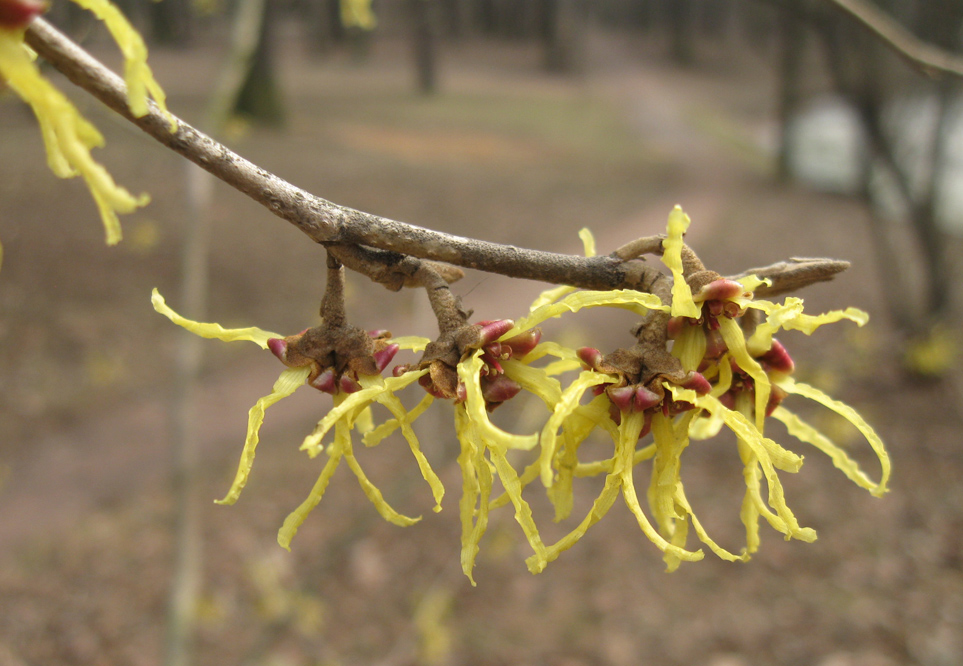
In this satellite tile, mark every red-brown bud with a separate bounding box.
[373,344,400,373]
[680,371,712,395]
[577,347,604,369]
[477,319,515,346]
[481,375,522,405]
[694,278,744,303]
[0,0,46,28]
[267,337,288,363]
[501,328,542,359]
[340,375,362,393]
[309,369,337,394]
[759,339,794,375]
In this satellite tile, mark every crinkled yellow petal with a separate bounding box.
[668,384,804,473]
[663,206,700,319]
[343,439,421,526]
[277,439,343,550]
[539,370,613,487]
[771,406,885,496]
[0,29,149,245]
[669,386,815,543]
[300,369,427,456]
[578,228,597,257]
[648,411,686,539]
[455,406,493,585]
[70,0,176,127]
[528,465,622,573]
[152,289,281,347]
[340,0,377,30]
[489,446,548,568]
[512,289,667,335]
[363,393,434,447]
[216,366,310,505]
[718,316,770,432]
[737,274,771,294]
[502,359,562,409]
[746,297,868,356]
[776,378,890,496]
[671,321,707,372]
[457,352,538,451]
[672,484,747,563]
[547,394,614,520]
[393,335,431,352]
[617,410,704,567]
[358,375,444,511]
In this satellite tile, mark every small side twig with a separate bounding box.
[728,257,851,298]
[823,0,963,79]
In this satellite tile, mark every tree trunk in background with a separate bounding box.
[667,0,694,65]
[410,0,439,95]
[303,0,344,53]
[234,1,285,127]
[543,0,588,74]
[150,0,193,46]
[776,2,805,182]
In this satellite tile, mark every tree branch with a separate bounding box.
[823,0,963,79]
[23,17,848,298]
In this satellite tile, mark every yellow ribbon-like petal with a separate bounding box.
[776,378,890,497]
[152,288,281,347]
[663,206,700,319]
[455,406,493,585]
[746,297,868,356]
[358,374,444,511]
[512,289,666,335]
[71,0,176,127]
[0,29,149,245]
[300,369,427,456]
[539,370,613,487]
[217,366,310,505]
[457,352,538,451]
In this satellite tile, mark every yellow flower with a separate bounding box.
[151,289,439,550]
[0,0,173,246]
[340,0,376,30]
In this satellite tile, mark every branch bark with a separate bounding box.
[23,17,848,298]
[823,0,963,79]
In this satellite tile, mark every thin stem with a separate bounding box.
[22,18,849,299]
[320,251,347,328]
[823,0,963,79]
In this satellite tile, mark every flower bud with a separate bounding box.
[481,375,522,405]
[760,339,794,375]
[694,278,744,303]
[606,385,636,412]
[765,384,789,416]
[340,375,362,394]
[666,317,688,340]
[367,329,391,339]
[577,347,603,369]
[0,0,46,28]
[680,371,712,395]
[373,344,400,373]
[477,319,515,346]
[704,328,728,360]
[501,328,542,359]
[267,337,288,363]
[309,368,337,394]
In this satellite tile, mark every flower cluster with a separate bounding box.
[154,207,889,582]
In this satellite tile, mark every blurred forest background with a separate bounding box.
[1,0,963,665]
